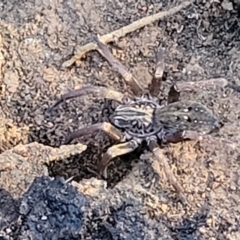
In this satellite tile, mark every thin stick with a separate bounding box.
[62,0,194,68]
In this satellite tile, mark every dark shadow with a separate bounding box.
[0,187,21,238]
[46,141,144,189]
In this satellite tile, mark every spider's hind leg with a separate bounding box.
[149,48,165,97]
[167,78,228,104]
[148,139,188,206]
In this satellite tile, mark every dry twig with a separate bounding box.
[62,0,194,68]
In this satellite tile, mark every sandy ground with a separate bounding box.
[1,0,240,239]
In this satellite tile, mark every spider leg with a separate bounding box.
[47,86,125,112]
[149,48,165,97]
[164,130,236,149]
[148,139,188,205]
[93,35,144,95]
[168,78,228,103]
[65,122,125,144]
[98,140,139,178]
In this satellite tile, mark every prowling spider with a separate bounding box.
[49,36,234,204]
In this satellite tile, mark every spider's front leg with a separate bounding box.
[47,86,126,112]
[168,78,228,103]
[93,36,144,95]
[149,48,165,97]
[98,140,139,178]
[65,122,124,144]
[148,139,188,205]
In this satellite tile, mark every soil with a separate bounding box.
[1,0,240,239]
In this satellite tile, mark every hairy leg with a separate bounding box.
[164,130,236,149]
[93,35,144,95]
[148,139,188,205]
[98,140,139,178]
[47,86,125,112]
[168,78,228,103]
[149,48,165,97]
[65,122,125,144]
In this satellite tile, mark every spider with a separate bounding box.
[48,35,232,204]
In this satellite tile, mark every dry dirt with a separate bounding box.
[1,0,240,239]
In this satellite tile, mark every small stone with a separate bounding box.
[160,203,168,213]
[229,184,236,191]
[35,116,43,126]
[141,6,148,12]
[41,215,48,220]
[198,226,207,234]
[221,0,233,10]
[47,122,54,128]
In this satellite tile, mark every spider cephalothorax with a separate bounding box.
[110,96,161,139]
[48,36,233,204]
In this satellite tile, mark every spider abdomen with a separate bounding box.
[156,101,220,134]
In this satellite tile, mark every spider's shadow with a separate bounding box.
[47,141,145,188]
